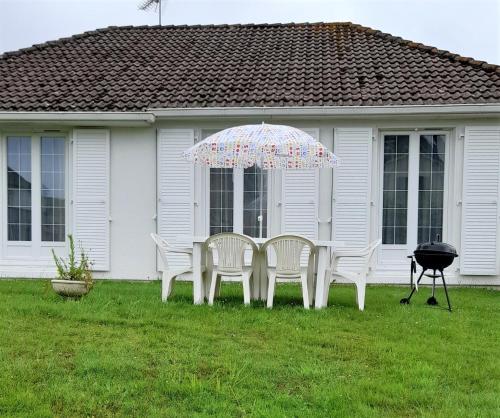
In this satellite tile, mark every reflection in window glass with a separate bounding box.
[7,137,32,241]
[243,166,267,238]
[418,135,445,243]
[41,137,65,242]
[382,135,409,244]
[210,168,233,235]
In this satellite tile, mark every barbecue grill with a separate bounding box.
[400,238,458,311]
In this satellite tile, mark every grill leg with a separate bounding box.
[440,270,452,312]
[426,269,439,306]
[400,269,426,304]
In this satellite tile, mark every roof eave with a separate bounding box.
[0,111,155,125]
[0,104,499,123]
[150,104,500,118]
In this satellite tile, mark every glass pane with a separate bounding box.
[382,135,409,244]
[419,135,433,153]
[383,153,396,172]
[395,172,408,190]
[8,207,19,224]
[383,208,394,227]
[7,137,31,241]
[395,227,407,244]
[395,191,407,209]
[209,168,234,235]
[8,224,19,241]
[418,209,431,227]
[384,136,397,153]
[54,225,65,242]
[41,137,65,242]
[394,209,407,227]
[419,172,431,190]
[243,166,267,238]
[383,191,395,208]
[382,226,394,245]
[383,172,395,190]
[418,135,445,243]
[19,224,31,241]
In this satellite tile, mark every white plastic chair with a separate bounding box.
[262,234,316,309]
[205,233,259,306]
[151,233,193,302]
[326,239,382,311]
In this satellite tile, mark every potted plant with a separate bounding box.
[51,234,93,297]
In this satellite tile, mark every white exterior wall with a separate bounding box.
[0,115,499,286]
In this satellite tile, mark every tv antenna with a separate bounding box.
[138,0,164,25]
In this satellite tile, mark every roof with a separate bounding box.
[1,22,499,112]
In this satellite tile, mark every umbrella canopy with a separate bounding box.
[183,123,338,169]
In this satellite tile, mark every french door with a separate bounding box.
[201,129,269,238]
[209,166,268,238]
[379,131,448,265]
[2,134,68,260]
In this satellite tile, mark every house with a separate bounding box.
[0,22,499,285]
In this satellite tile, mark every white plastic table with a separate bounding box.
[188,236,340,309]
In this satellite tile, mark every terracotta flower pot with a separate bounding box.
[51,280,90,297]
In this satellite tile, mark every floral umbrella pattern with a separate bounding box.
[183,123,339,169]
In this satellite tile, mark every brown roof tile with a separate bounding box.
[0,22,499,111]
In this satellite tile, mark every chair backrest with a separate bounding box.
[205,233,258,274]
[151,233,170,270]
[331,239,382,274]
[262,234,316,277]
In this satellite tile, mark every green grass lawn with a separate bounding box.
[0,280,498,417]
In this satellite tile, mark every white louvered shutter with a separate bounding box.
[281,128,319,240]
[157,129,194,269]
[332,128,372,268]
[73,129,110,271]
[460,126,500,275]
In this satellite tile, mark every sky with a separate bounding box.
[0,0,499,64]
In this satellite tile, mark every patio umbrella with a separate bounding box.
[183,123,338,238]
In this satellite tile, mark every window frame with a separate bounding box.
[200,128,273,238]
[205,166,271,237]
[0,132,69,260]
[378,130,450,253]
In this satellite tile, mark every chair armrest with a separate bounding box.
[332,249,370,258]
[166,247,193,255]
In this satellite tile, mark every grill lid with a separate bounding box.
[415,241,457,255]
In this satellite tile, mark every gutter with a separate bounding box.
[150,104,500,118]
[0,104,499,122]
[0,111,155,123]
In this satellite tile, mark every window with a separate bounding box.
[209,168,234,235]
[418,135,445,243]
[243,166,267,238]
[208,167,268,238]
[4,134,66,247]
[41,137,65,242]
[381,132,447,251]
[204,129,269,238]
[382,135,409,244]
[7,137,32,241]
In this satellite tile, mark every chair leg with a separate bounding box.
[214,274,222,298]
[242,274,251,306]
[161,272,175,302]
[301,273,310,309]
[307,273,314,307]
[322,272,331,307]
[208,271,219,306]
[267,272,276,308]
[355,281,366,311]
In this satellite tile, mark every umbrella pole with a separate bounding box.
[259,166,263,239]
